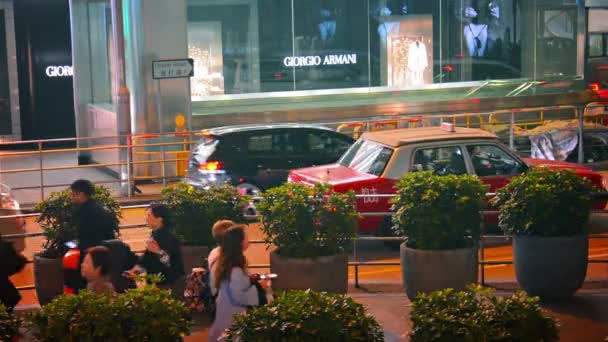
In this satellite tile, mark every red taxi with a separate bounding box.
[288,124,608,236]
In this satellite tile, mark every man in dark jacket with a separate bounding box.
[0,235,27,311]
[70,179,118,291]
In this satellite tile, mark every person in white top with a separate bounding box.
[208,220,236,296]
[407,40,428,86]
[209,225,267,342]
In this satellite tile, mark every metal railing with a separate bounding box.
[0,102,607,206]
[0,131,201,203]
[4,192,608,292]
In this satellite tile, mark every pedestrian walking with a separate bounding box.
[0,235,27,311]
[208,219,235,295]
[209,224,267,342]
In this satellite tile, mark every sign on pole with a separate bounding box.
[152,58,194,79]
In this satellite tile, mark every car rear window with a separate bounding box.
[338,139,393,176]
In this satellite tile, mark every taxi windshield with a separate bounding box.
[338,139,393,176]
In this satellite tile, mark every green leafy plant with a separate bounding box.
[35,185,121,258]
[27,290,117,341]
[410,285,559,342]
[114,285,191,341]
[225,289,384,342]
[492,168,592,237]
[0,304,20,341]
[160,182,248,246]
[27,286,191,342]
[257,183,359,258]
[391,171,486,250]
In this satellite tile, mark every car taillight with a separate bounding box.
[198,161,222,172]
[603,175,608,191]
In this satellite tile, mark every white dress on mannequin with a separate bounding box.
[464,23,488,57]
[406,41,428,86]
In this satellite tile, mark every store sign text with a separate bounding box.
[283,54,357,67]
[46,65,73,78]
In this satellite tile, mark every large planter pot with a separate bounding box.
[514,234,588,300]
[400,243,478,300]
[180,245,209,274]
[33,254,64,305]
[270,251,348,293]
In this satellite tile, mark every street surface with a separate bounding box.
[8,206,608,307]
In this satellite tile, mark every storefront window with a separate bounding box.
[589,34,605,58]
[186,0,583,99]
[292,0,369,91]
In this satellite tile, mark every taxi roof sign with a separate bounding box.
[440,122,455,132]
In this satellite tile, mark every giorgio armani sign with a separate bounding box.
[283,54,358,67]
[45,65,73,77]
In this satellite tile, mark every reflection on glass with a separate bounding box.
[292,0,368,91]
[589,34,604,58]
[184,0,582,99]
[188,22,225,98]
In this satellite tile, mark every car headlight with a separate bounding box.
[287,176,293,183]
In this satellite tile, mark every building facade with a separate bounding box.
[67,0,608,173]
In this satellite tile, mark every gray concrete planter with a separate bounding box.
[270,251,348,293]
[513,234,588,300]
[180,245,209,274]
[400,243,478,300]
[33,254,64,305]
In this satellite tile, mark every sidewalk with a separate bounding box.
[184,281,608,342]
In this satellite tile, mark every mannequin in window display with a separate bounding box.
[407,38,428,86]
[485,0,513,60]
[376,6,398,45]
[319,9,337,48]
[462,7,488,57]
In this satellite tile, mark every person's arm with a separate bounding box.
[228,268,259,307]
[0,241,26,277]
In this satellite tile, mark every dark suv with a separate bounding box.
[185,124,354,195]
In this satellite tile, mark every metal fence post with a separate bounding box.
[353,238,359,288]
[509,111,515,151]
[38,141,44,202]
[480,210,486,286]
[578,106,585,164]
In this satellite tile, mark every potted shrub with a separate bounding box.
[160,182,248,272]
[27,285,191,341]
[492,168,593,300]
[410,286,559,341]
[392,171,485,299]
[258,183,358,293]
[225,290,384,341]
[0,304,20,342]
[33,185,120,305]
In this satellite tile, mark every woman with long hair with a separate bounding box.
[209,224,260,341]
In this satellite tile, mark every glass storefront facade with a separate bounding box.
[186,0,584,102]
[71,0,594,140]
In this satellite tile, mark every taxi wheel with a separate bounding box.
[379,218,401,251]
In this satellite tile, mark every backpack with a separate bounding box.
[183,259,217,321]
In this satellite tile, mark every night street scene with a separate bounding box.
[0,0,607,340]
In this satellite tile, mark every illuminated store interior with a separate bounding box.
[70,0,588,136]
